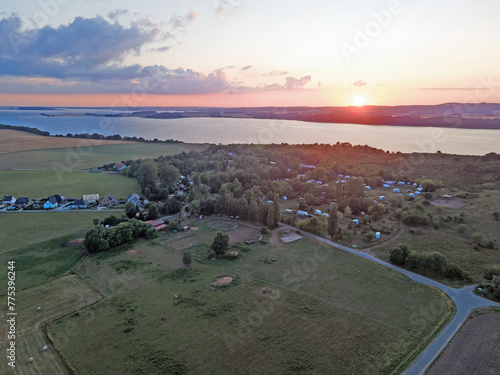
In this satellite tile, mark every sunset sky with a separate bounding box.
[0,0,499,107]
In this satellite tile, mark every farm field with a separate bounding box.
[0,235,86,291]
[0,170,139,199]
[0,275,102,375]
[0,129,133,155]
[0,139,207,170]
[48,217,453,374]
[0,211,112,253]
[426,310,500,375]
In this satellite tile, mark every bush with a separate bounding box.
[484,266,500,281]
[362,231,375,243]
[388,246,471,282]
[432,216,441,229]
[260,227,270,235]
[182,251,192,267]
[403,209,430,226]
[145,227,159,239]
[471,232,484,246]
[168,221,181,232]
[456,223,467,235]
[484,238,498,250]
[389,245,409,266]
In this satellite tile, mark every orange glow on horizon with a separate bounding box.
[0,87,498,108]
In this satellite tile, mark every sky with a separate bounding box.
[0,0,499,107]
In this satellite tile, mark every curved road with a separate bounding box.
[280,224,500,375]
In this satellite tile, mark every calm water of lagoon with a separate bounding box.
[1,109,499,155]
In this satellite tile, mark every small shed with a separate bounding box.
[375,232,381,239]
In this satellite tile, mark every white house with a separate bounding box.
[2,196,15,205]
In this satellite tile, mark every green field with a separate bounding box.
[0,142,207,170]
[0,170,139,199]
[45,217,452,374]
[0,211,113,253]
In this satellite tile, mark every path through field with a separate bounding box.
[0,275,102,375]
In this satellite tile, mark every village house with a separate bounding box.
[127,193,141,206]
[70,200,87,209]
[2,196,15,205]
[114,163,126,171]
[83,194,99,203]
[15,197,33,208]
[44,197,58,209]
[99,194,117,207]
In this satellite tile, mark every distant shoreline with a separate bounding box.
[33,103,500,130]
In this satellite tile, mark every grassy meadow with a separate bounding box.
[0,140,207,170]
[0,170,139,199]
[0,211,111,253]
[373,189,500,283]
[46,217,452,375]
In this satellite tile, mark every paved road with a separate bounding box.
[280,223,500,375]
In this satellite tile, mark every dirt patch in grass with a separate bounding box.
[427,312,500,375]
[256,287,281,300]
[61,238,84,247]
[126,250,142,256]
[227,225,260,245]
[211,276,233,287]
[430,198,467,208]
[211,220,239,231]
[169,237,198,251]
[269,228,283,245]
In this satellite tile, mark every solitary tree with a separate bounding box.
[124,200,138,219]
[328,205,339,238]
[272,193,280,227]
[148,204,160,220]
[137,159,158,189]
[168,220,181,232]
[159,163,181,188]
[212,232,229,257]
[267,203,276,229]
[182,251,192,269]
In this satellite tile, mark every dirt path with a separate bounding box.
[269,227,283,245]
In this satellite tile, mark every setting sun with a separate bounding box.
[354,96,365,106]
